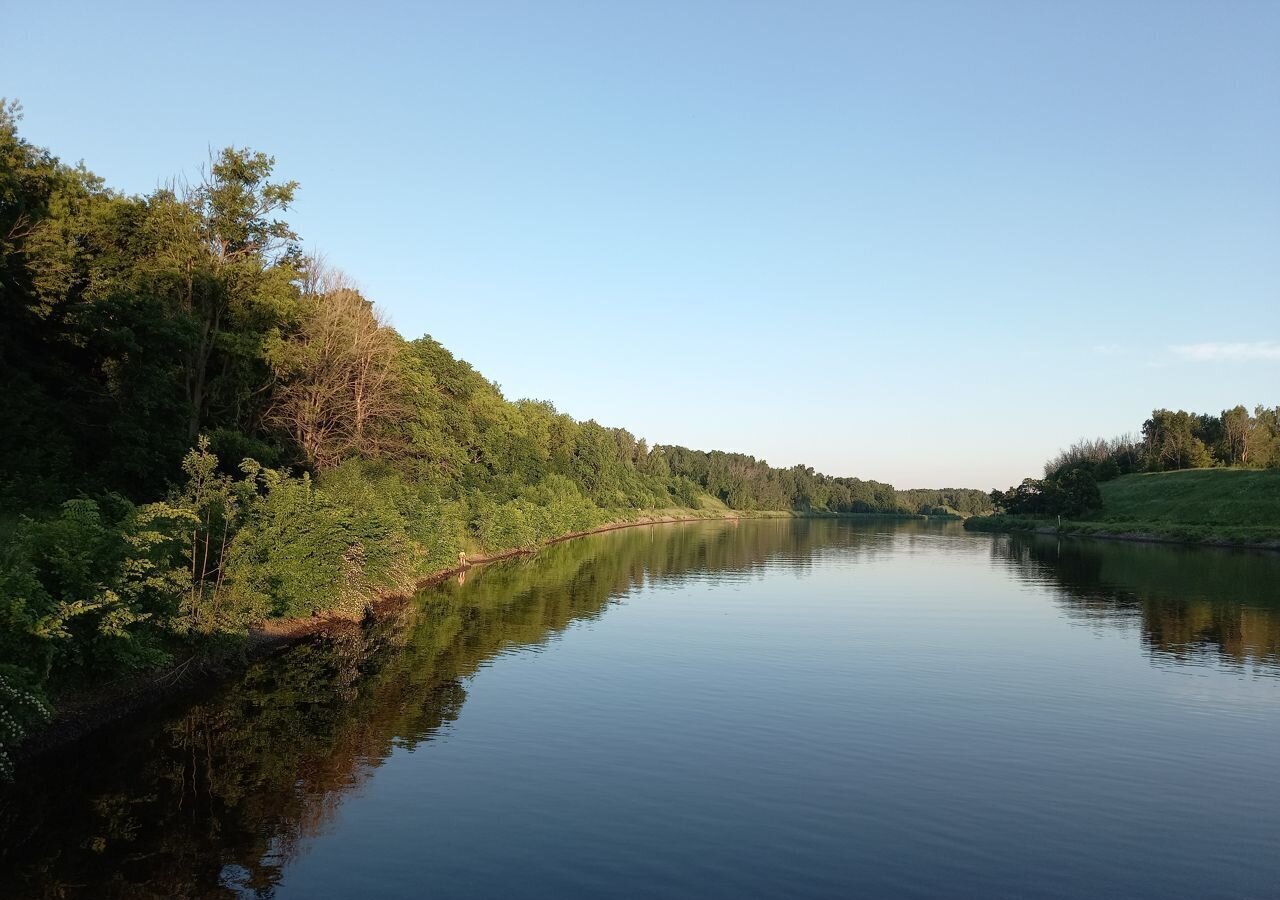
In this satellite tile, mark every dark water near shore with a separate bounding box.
[3,519,1280,899]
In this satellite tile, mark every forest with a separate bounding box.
[0,104,991,770]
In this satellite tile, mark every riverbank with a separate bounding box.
[10,513,1280,899]
[963,513,1280,551]
[15,507,968,763]
[966,469,1280,551]
[19,508,816,761]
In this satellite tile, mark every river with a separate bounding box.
[3,518,1279,898]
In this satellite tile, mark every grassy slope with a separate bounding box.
[1097,469,1280,526]
[967,469,1280,547]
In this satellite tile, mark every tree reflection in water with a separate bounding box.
[992,533,1280,673]
[0,519,847,898]
[3,519,1278,898]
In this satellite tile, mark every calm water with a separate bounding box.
[3,519,1280,899]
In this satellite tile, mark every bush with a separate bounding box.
[1055,468,1102,517]
[0,670,50,778]
[222,468,414,622]
[477,501,540,551]
[412,498,471,573]
[225,469,414,618]
[0,498,174,687]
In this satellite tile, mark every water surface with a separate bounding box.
[3,519,1280,898]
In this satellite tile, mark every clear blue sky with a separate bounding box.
[4,1,1277,489]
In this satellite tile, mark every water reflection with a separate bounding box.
[993,533,1280,674]
[0,519,856,898]
[2,519,1278,898]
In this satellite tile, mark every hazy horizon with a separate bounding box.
[4,1,1276,489]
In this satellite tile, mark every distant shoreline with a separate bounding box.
[964,515,1280,553]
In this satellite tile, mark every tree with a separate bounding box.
[143,148,301,441]
[266,265,405,469]
[1055,468,1102,516]
[1221,406,1252,466]
[1143,409,1212,471]
[0,100,193,499]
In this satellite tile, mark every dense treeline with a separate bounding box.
[893,488,994,517]
[0,105,989,767]
[992,405,1280,517]
[1045,406,1280,477]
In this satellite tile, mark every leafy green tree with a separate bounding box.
[1221,406,1252,466]
[1143,409,1212,471]
[1054,469,1102,517]
[1250,406,1280,468]
[142,147,301,441]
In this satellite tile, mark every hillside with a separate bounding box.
[1097,469,1280,527]
[968,468,1280,547]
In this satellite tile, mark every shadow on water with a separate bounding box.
[0,519,864,899]
[991,532,1280,673]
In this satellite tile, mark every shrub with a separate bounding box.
[0,670,50,779]
[0,498,173,686]
[225,469,414,618]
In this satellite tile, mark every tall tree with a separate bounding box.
[1143,409,1212,471]
[266,266,406,469]
[144,148,301,441]
[1221,405,1252,466]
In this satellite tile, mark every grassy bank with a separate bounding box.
[966,469,1280,548]
[16,507,743,759]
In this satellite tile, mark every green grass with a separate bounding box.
[1096,469,1280,527]
[697,494,733,512]
[966,468,1280,547]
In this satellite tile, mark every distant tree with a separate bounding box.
[1143,409,1212,471]
[1192,413,1227,464]
[992,468,1100,518]
[1221,406,1252,466]
[1054,468,1102,517]
[1249,406,1280,469]
[992,478,1049,515]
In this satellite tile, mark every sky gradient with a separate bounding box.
[4,1,1277,488]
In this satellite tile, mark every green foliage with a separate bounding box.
[992,467,1102,518]
[0,671,50,778]
[1045,406,1280,485]
[206,427,281,473]
[1056,469,1103,517]
[894,488,994,516]
[656,446,905,514]
[1142,409,1213,471]
[0,498,172,685]
[226,466,415,618]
